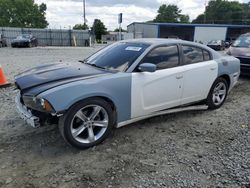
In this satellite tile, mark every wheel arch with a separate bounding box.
[218,74,231,88]
[62,95,118,124]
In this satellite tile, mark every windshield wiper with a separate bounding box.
[78,59,87,63]
[84,62,106,70]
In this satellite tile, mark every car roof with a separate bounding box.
[122,38,182,45]
[121,38,221,59]
[242,33,250,36]
[122,38,213,50]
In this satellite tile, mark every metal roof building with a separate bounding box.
[127,22,250,44]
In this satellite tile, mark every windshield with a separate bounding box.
[208,40,221,45]
[16,35,31,40]
[84,42,149,72]
[232,35,250,48]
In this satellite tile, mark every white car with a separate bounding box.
[15,39,240,149]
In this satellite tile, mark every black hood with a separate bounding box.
[12,39,30,43]
[15,62,110,92]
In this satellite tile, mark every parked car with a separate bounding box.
[11,34,37,48]
[14,39,240,149]
[0,34,7,48]
[207,40,226,51]
[227,33,250,76]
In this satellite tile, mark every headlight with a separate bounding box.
[22,95,55,113]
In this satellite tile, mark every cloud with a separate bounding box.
[35,0,248,30]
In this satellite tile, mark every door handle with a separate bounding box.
[176,75,183,79]
[210,67,216,70]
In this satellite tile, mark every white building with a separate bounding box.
[127,22,250,44]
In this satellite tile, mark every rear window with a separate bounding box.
[183,46,204,65]
[182,45,211,64]
[203,50,211,61]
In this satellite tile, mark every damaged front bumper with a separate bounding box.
[15,92,40,128]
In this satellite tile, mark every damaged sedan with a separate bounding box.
[15,39,240,149]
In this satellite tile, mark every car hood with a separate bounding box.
[15,62,111,91]
[229,46,250,57]
[12,39,30,42]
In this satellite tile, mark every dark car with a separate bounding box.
[0,34,7,48]
[207,40,226,51]
[227,33,250,75]
[11,34,38,48]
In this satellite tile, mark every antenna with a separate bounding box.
[83,0,86,25]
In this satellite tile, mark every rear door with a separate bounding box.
[131,45,184,118]
[180,45,218,105]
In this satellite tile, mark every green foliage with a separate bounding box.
[73,23,89,30]
[114,28,127,32]
[153,4,190,23]
[192,0,250,24]
[0,0,48,28]
[91,19,107,40]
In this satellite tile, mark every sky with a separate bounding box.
[35,0,248,30]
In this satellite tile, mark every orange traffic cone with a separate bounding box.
[0,65,11,88]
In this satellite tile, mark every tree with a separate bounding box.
[73,23,89,30]
[192,0,250,24]
[91,19,107,40]
[153,4,190,23]
[0,0,48,28]
[114,28,127,32]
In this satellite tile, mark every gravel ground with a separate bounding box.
[0,47,249,188]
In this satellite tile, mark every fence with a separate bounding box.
[0,27,91,47]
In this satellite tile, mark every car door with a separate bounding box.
[131,45,184,119]
[180,45,218,105]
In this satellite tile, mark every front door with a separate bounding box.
[131,45,184,118]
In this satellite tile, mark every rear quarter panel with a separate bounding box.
[216,55,240,90]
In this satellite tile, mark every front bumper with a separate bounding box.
[15,92,40,128]
[11,42,29,47]
[236,56,250,75]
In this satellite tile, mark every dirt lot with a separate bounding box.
[0,47,249,188]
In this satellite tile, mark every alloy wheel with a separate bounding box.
[212,82,227,106]
[70,105,109,144]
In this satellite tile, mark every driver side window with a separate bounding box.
[141,45,180,70]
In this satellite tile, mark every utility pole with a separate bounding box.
[118,13,122,40]
[204,0,207,24]
[83,0,86,25]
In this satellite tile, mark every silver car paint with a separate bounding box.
[38,72,132,123]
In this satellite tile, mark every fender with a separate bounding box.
[38,72,132,123]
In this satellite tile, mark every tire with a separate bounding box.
[0,43,2,48]
[207,77,228,109]
[59,98,115,149]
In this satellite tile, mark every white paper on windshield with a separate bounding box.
[125,46,142,51]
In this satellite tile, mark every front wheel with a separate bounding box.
[207,77,228,109]
[59,98,115,149]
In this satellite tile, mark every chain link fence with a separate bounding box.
[0,27,91,47]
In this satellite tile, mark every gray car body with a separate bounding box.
[17,39,240,125]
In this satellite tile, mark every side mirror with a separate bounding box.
[138,63,157,73]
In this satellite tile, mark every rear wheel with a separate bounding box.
[207,77,228,109]
[59,98,115,149]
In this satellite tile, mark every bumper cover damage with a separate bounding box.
[15,92,40,128]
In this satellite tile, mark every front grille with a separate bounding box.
[237,57,250,65]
